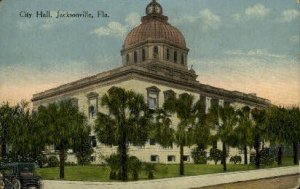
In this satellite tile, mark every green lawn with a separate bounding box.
[36,157,296,182]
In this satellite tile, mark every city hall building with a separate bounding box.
[32,1,270,164]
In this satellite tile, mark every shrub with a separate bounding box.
[144,163,156,179]
[230,155,242,164]
[128,156,142,180]
[208,148,222,165]
[191,147,207,164]
[260,148,276,166]
[47,156,59,167]
[105,154,121,180]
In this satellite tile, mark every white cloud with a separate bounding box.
[280,9,299,22]
[245,4,269,18]
[290,34,299,43]
[91,21,127,37]
[225,49,287,59]
[199,9,220,31]
[231,13,242,22]
[125,12,141,27]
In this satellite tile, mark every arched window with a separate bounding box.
[134,51,138,63]
[174,51,177,63]
[126,54,130,64]
[166,48,170,60]
[153,46,159,59]
[181,53,184,65]
[142,48,146,62]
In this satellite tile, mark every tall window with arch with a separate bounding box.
[174,51,177,63]
[142,48,146,62]
[166,48,170,60]
[153,46,159,59]
[181,53,185,65]
[134,51,138,63]
[126,54,130,64]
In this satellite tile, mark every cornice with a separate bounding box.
[32,65,270,108]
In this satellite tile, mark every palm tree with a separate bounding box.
[235,106,253,165]
[163,93,198,175]
[207,104,238,172]
[94,87,152,181]
[251,108,267,169]
[37,99,89,179]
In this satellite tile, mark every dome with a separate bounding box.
[124,18,187,49]
[123,0,187,50]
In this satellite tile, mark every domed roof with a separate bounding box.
[123,1,187,50]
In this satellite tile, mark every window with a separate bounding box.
[134,51,138,63]
[153,46,159,59]
[90,136,97,148]
[126,54,130,64]
[90,156,96,162]
[166,48,170,60]
[205,97,211,114]
[183,155,190,162]
[87,92,99,119]
[212,140,217,149]
[181,53,184,65]
[174,51,177,63]
[219,99,224,107]
[150,139,156,145]
[164,90,175,101]
[142,48,146,62]
[147,86,160,110]
[70,98,78,108]
[168,155,176,162]
[150,155,159,162]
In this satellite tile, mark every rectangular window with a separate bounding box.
[90,156,96,162]
[151,155,159,162]
[166,48,170,60]
[142,49,146,62]
[183,155,190,162]
[167,155,176,162]
[174,51,177,63]
[150,139,156,145]
[91,136,97,148]
[88,98,98,119]
[148,91,158,110]
[205,97,211,114]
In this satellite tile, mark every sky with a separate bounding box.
[0,0,299,107]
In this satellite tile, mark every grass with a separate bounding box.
[35,157,296,182]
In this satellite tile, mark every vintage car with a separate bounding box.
[0,163,42,189]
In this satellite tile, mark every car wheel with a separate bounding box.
[11,179,20,189]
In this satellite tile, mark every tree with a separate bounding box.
[73,129,93,165]
[234,106,253,165]
[251,108,267,169]
[163,93,199,175]
[207,104,238,171]
[37,99,89,179]
[0,102,16,159]
[266,106,289,166]
[94,87,152,181]
[287,107,300,165]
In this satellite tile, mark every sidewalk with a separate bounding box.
[43,166,300,189]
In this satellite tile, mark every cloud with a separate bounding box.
[125,12,141,27]
[245,4,269,18]
[225,49,287,59]
[190,56,300,106]
[91,12,142,38]
[290,34,299,43]
[280,9,299,22]
[172,9,220,31]
[91,21,127,37]
[231,13,242,22]
[199,9,220,31]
